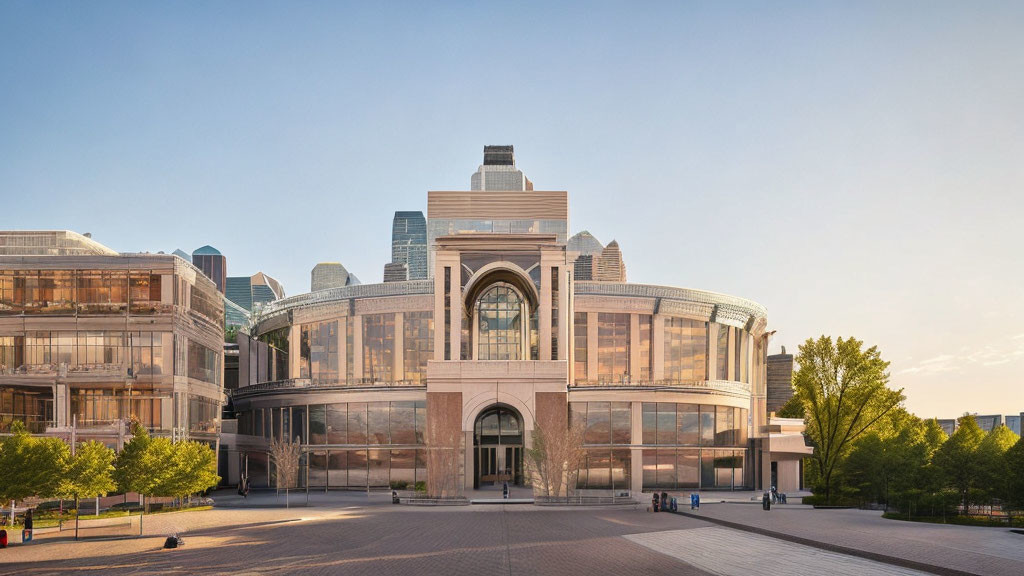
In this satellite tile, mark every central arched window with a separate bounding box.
[476,283,524,360]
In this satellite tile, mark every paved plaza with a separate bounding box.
[0,495,1021,575]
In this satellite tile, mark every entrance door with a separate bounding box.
[473,406,524,489]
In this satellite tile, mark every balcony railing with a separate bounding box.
[570,378,751,395]
[0,417,54,434]
[233,377,427,397]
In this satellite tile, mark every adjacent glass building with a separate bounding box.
[227,147,775,494]
[389,211,427,281]
[0,233,225,451]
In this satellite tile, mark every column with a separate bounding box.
[557,266,569,362]
[288,324,300,379]
[631,402,644,493]
[708,323,719,380]
[629,314,640,382]
[352,315,363,381]
[539,265,552,361]
[586,312,599,383]
[394,312,404,382]
[652,315,665,382]
[338,314,347,383]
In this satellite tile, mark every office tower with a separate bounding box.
[573,255,596,281]
[594,240,626,282]
[470,145,534,191]
[567,230,604,257]
[391,211,427,280]
[767,348,795,412]
[192,245,227,294]
[226,272,285,312]
[383,262,408,283]
[311,262,358,292]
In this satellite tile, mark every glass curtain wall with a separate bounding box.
[403,311,433,383]
[476,284,524,360]
[362,314,395,383]
[641,402,747,489]
[571,401,631,490]
[664,318,708,383]
[597,313,629,383]
[243,400,427,489]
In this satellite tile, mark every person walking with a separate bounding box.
[22,510,33,544]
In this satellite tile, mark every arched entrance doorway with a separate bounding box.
[473,405,524,489]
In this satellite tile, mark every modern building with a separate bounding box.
[227,148,779,496]
[1007,414,1021,436]
[937,419,957,437]
[192,245,227,294]
[383,262,408,283]
[594,240,626,282]
[567,230,604,259]
[226,272,285,312]
[388,211,427,281]
[311,262,360,292]
[766,348,795,413]
[0,231,225,451]
[470,145,533,192]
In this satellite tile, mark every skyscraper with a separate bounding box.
[470,145,534,191]
[390,211,427,280]
[226,272,285,311]
[383,262,408,283]
[311,262,359,292]
[594,240,626,282]
[192,245,227,293]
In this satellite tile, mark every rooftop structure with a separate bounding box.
[470,145,534,191]
[0,230,118,256]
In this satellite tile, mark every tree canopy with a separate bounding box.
[793,336,904,503]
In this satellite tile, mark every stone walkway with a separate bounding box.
[677,503,1024,576]
[627,527,933,576]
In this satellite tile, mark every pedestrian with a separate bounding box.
[23,510,33,543]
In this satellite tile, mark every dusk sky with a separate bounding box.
[1,2,1021,418]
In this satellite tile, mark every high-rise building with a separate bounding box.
[226,272,285,312]
[767,348,795,412]
[470,145,534,191]
[192,245,227,294]
[573,254,596,281]
[390,211,427,280]
[1006,414,1021,436]
[594,240,626,282]
[383,262,408,283]
[567,230,604,257]
[311,262,359,292]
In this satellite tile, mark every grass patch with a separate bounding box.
[882,512,1024,528]
[4,505,214,529]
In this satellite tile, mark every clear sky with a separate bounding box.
[1,1,1021,418]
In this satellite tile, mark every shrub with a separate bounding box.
[414,481,427,493]
[389,480,408,490]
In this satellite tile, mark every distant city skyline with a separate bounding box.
[1,2,1021,417]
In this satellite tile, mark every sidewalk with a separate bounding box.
[673,502,1024,576]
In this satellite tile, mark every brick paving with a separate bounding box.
[0,505,711,576]
[677,502,1024,576]
[1,499,1021,576]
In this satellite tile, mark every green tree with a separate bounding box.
[1003,437,1024,512]
[61,441,117,508]
[776,395,805,419]
[145,437,180,501]
[0,421,69,524]
[975,424,1019,503]
[113,421,153,499]
[793,336,904,504]
[843,409,929,509]
[159,441,219,507]
[933,415,986,510]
